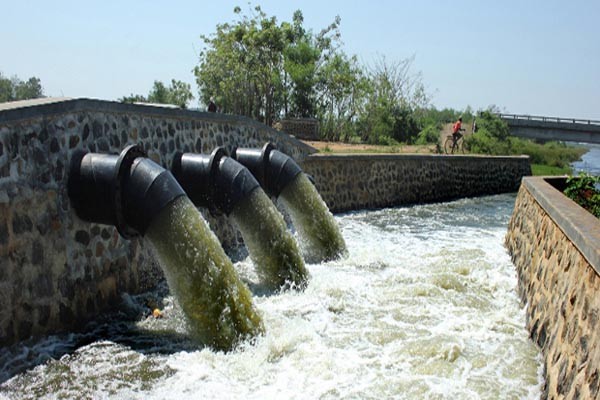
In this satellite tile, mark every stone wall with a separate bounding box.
[506,177,600,399]
[276,118,319,140]
[300,153,531,213]
[0,98,313,345]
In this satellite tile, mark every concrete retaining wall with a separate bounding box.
[506,177,600,399]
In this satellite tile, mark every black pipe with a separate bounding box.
[232,143,302,198]
[171,147,260,215]
[68,144,186,238]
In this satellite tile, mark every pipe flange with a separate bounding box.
[207,147,228,187]
[114,144,147,238]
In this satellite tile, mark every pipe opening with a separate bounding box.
[232,142,302,198]
[172,147,260,215]
[68,144,186,238]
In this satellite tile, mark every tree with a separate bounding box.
[119,79,193,108]
[195,6,290,125]
[357,56,430,144]
[0,72,44,103]
[317,53,369,141]
[194,6,343,126]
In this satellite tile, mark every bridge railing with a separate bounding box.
[496,113,600,126]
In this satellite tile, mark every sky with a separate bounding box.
[2,0,599,119]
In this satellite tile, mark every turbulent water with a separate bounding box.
[0,194,542,399]
[231,188,309,290]
[279,173,348,263]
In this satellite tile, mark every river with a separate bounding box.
[571,143,600,175]
[0,194,542,399]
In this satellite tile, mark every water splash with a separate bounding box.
[145,196,263,350]
[0,194,542,399]
[231,188,309,290]
[279,173,347,263]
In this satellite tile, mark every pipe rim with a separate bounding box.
[114,144,147,238]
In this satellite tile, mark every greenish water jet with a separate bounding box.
[231,188,309,290]
[279,173,347,263]
[146,196,264,350]
[172,150,309,290]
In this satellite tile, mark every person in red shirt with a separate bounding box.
[452,117,464,139]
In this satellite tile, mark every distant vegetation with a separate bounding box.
[119,79,193,109]
[465,111,586,174]
[0,72,44,102]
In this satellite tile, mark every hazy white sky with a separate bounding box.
[2,0,599,119]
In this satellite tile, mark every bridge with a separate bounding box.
[497,113,600,144]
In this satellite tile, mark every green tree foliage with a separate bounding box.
[357,56,430,144]
[195,6,290,125]
[194,6,430,142]
[565,173,600,218]
[318,53,369,141]
[194,6,347,127]
[119,79,193,108]
[0,72,44,102]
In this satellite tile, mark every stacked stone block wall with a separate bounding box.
[277,118,319,140]
[300,153,531,213]
[506,177,600,399]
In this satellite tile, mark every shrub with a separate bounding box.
[564,173,600,218]
[415,124,440,145]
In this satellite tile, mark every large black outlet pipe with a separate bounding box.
[68,144,186,238]
[171,147,260,215]
[232,143,302,198]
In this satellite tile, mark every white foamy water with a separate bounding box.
[0,194,542,399]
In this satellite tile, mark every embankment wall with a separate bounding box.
[301,153,530,213]
[506,177,600,399]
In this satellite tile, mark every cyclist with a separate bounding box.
[452,117,464,139]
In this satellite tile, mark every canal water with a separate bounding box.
[0,194,542,399]
[571,143,600,175]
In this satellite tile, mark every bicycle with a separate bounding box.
[444,129,465,154]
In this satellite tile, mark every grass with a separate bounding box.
[531,164,572,176]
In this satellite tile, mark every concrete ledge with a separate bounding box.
[522,176,600,273]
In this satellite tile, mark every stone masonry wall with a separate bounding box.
[300,153,531,213]
[506,177,600,399]
[0,98,313,346]
[276,118,319,140]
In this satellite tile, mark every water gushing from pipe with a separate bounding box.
[279,173,347,263]
[233,143,347,263]
[230,188,309,290]
[172,149,308,290]
[145,196,263,350]
[68,145,263,350]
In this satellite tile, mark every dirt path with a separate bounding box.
[302,141,438,154]
[301,123,475,154]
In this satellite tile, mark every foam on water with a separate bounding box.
[0,194,542,399]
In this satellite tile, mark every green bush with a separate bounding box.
[564,173,600,218]
[415,124,440,145]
